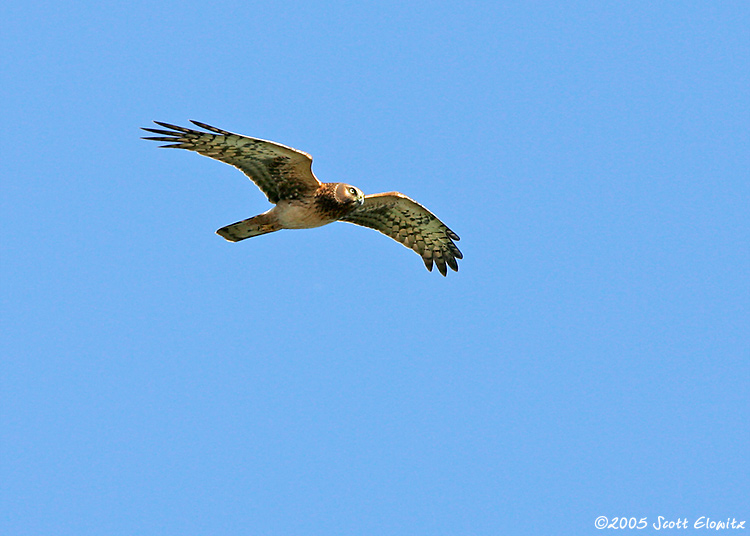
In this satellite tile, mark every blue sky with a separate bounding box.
[1,1,748,534]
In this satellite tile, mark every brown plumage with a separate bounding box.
[142,121,462,275]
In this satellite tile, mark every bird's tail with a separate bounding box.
[216,213,281,242]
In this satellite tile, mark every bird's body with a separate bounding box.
[142,121,462,275]
[274,200,326,229]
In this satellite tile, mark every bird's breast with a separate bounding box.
[273,200,335,229]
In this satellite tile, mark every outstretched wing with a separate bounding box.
[341,192,462,276]
[141,121,321,204]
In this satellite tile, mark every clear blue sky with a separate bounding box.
[1,1,748,535]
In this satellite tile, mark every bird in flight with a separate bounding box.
[141,121,462,275]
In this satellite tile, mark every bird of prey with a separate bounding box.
[141,121,462,275]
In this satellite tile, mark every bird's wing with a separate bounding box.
[341,192,462,276]
[142,121,321,203]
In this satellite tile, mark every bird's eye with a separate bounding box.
[349,187,357,196]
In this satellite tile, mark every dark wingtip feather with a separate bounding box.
[453,247,464,260]
[141,127,180,136]
[446,256,459,272]
[190,120,230,135]
[153,121,191,132]
[435,257,448,276]
[141,136,180,142]
[139,136,181,148]
[423,257,434,272]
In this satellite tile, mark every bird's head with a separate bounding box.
[335,183,365,207]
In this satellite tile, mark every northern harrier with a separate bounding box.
[142,121,462,275]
